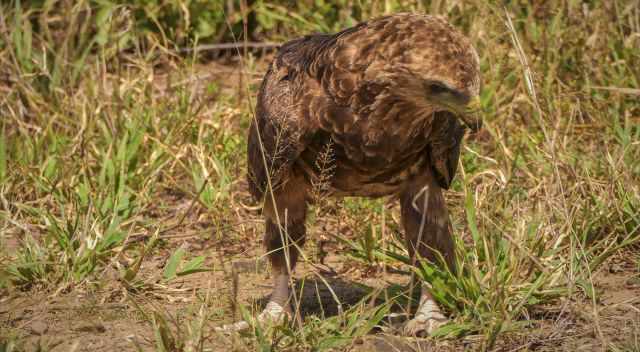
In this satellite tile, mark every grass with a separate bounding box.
[1,0,639,351]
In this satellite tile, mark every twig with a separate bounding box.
[590,86,640,96]
[177,42,281,53]
[48,303,129,311]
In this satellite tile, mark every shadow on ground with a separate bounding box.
[254,274,418,319]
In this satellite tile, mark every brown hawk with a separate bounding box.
[234,13,480,336]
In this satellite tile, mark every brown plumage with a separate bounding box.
[244,13,481,336]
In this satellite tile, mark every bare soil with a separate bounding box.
[2,220,639,351]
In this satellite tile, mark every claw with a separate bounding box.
[214,301,290,333]
[402,291,448,337]
[403,310,448,337]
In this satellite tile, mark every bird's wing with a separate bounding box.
[303,17,405,163]
[247,25,379,200]
[247,58,316,201]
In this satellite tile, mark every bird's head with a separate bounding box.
[421,78,482,132]
[382,15,483,131]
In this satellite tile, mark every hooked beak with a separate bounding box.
[458,95,483,132]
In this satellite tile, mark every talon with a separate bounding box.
[403,313,448,337]
[403,289,448,337]
[214,301,291,333]
[258,301,290,324]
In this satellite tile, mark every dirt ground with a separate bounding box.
[2,221,639,351]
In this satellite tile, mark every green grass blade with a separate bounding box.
[163,248,185,281]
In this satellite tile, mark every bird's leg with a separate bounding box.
[216,173,308,333]
[259,210,306,324]
[260,173,308,323]
[400,172,455,337]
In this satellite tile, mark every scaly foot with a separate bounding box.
[214,301,290,333]
[403,291,448,337]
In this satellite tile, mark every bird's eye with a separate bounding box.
[428,83,449,95]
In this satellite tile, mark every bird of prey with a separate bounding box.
[238,13,480,336]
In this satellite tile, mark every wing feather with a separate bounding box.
[247,63,314,200]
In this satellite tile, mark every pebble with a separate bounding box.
[30,321,49,335]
